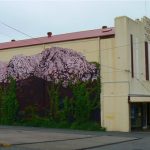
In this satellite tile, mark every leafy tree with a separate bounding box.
[47,83,61,121]
[0,78,18,124]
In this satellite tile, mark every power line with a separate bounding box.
[0,20,46,49]
[0,20,147,74]
[100,64,150,93]
[100,62,150,93]
[102,70,124,74]
[81,36,146,54]
[0,32,12,39]
[0,19,147,53]
[84,40,145,54]
[134,76,150,93]
[1,21,150,93]
[100,64,126,72]
[0,19,148,57]
[0,19,149,85]
[0,21,33,39]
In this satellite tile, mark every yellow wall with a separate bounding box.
[101,16,150,132]
[0,38,100,62]
[115,16,150,96]
[126,17,150,96]
[100,36,130,132]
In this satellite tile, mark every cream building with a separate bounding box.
[0,16,150,132]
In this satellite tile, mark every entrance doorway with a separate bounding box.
[130,103,150,130]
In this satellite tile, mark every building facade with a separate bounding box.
[0,16,150,132]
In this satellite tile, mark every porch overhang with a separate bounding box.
[128,94,150,103]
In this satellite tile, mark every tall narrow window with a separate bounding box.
[135,38,139,79]
[130,34,134,77]
[145,41,149,80]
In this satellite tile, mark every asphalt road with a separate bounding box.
[0,126,149,150]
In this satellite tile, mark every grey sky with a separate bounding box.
[0,0,149,43]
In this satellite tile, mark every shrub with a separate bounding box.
[71,82,91,123]
[0,78,18,124]
[60,96,74,123]
[71,121,105,131]
[47,83,61,121]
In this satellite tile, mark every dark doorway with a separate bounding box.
[131,102,150,131]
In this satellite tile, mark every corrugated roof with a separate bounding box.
[0,27,115,50]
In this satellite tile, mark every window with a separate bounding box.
[145,41,149,81]
[130,34,134,78]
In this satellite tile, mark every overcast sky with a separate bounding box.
[0,0,149,43]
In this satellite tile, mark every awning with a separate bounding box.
[129,94,150,102]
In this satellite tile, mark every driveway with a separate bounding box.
[0,126,149,150]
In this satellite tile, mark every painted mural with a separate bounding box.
[0,47,101,128]
[0,47,99,86]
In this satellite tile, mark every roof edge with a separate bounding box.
[0,27,115,50]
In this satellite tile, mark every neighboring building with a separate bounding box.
[0,16,150,132]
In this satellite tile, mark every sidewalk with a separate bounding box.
[0,126,147,150]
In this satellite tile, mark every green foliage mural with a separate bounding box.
[0,76,102,131]
[0,46,102,131]
[0,78,18,124]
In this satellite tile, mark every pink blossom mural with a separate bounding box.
[0,61,7,83]
[1,47,99,86]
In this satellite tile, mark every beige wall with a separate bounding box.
[46,38,100,62]
[0,38,100,63]
[0,44,45,62]
[124,16,150,96]
[100,35,130,131]
[115,16,150,96]
[101,16,150,132]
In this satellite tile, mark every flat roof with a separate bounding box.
[0,27,115,50]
